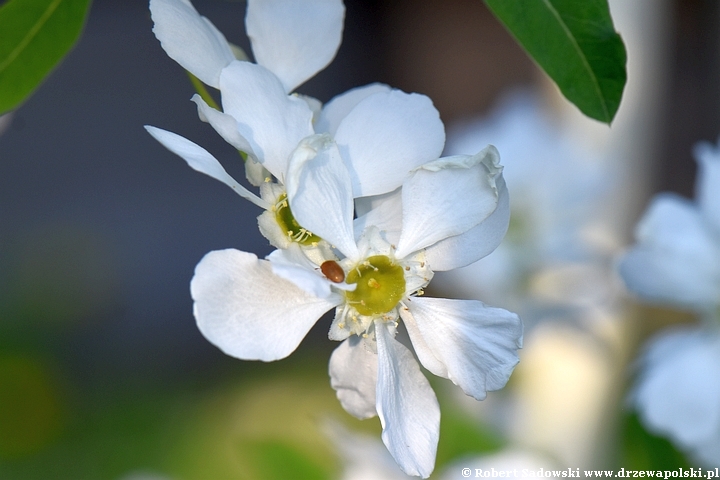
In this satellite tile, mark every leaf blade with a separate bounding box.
[484,0,627,124]
[0,0,92,115]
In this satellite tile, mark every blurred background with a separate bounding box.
[1,0,718,478]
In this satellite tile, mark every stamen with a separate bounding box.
[344,255,405,316]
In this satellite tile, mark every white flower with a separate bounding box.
[632,328,720,466]
[147,3,523,475]
[146,69,445,250]
[147,0,449,258]
[189,135,523,477]
[149,0,345,93]
[193,63,444,193]
[148,0,345,188]
[619,137,720,465]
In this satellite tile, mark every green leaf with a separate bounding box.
[484,0,627,124]
[0,0,92,115]
[620,411,692,469]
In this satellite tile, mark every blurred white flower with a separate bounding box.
[619,142,720,313]
[189,138,522,478]
[620,138,720,465]
[433,92,625,469]
[326,420,413,480]
[434,91,617,323]
[632,328,720,465]
[503,322,617,468]
[328,420,558,480]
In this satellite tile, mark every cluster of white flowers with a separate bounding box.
[145,0,522,476]
[619,139,720,465]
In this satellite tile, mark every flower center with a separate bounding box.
[344,255,406,316]
[274,193,321,246]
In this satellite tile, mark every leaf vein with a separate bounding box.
[0,0,65,74]
[541,0,609,121]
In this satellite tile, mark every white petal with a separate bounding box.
[192,95,256,160]
[375,321,439,479]
[266,246,335,298]
[694,139,720,234]
[144,126,268,209]
[328,310,352,342]
[316,83,392,135]
[246,0,345,92]
[634,328,720,447]
[329,336,378,419]
[190,249,340,361]
[149,0,234,88]
[619,194,720,309]
[355,187,401,218]
[425,174,510,271]
[245,158,271,187]
[335,90,445,197]
[401,297,523,400]
[194,92,271,187]
[286,134,359,260]
[219,61,314,179]
[395,146,503,259]
[399,304,447,379]
[353,188,403,245]
[297,94,323,125]
[257,210,293,251]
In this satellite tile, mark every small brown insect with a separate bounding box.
[320,260,345,283]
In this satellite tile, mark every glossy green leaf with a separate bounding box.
[0,0,92,115]
[484,0,627,124]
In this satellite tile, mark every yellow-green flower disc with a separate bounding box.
[274,194,321,246]
[345,255,405,316]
